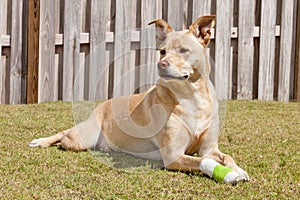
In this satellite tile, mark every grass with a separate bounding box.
[0,100,299,199]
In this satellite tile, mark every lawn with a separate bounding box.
[0,101,299,199]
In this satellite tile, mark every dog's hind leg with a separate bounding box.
[29,127,92,152]
[29,112,101,152]
[29,130,67,148]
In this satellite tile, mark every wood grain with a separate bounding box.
[38,0,56,103]
[9,0,23,104]
[89,0,109,101]
[237,0,255,100]
[258,0,277,100]
[113,0,133,97]
[192,0,211,21]
[167,0,188,30]
[296,0,300,101]
[27,0,40,104]
[215,0,232,100]
[139,0,161,93]
[278,0,294,102]
[0,0,4,104]
[62,0,81,101]
[1,0,300,103]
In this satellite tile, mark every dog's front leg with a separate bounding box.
[162,152,247,184]
[202,146,250,184]
[158,128,205,172]
[164,154,204,172]
[159,133,249,184]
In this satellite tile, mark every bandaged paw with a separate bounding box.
[199,158,239,184]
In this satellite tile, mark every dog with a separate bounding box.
[29,15,249,184]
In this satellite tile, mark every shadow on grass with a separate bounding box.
[90,150,164,173]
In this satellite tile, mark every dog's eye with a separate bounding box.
[160,49,166,55]
[179,48,189,53]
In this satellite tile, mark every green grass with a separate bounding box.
[0,101,299,199]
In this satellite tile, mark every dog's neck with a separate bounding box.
[157,74,212,103]
[157,75,213,136]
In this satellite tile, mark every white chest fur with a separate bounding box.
[170,81,213,137]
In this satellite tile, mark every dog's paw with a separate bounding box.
[29,138,51,148]
[235,167,250,182]
[223,170,250,185]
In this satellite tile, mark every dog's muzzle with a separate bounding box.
[157,60,189,81]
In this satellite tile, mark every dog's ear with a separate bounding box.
[148,19,173,47]
[189,15,216,47]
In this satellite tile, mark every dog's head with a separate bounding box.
[149,16,215,82]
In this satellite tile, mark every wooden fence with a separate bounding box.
[1,0,300,104]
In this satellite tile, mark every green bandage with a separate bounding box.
[212,165,233,182]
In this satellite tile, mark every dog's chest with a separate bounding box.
[175,92,212,137]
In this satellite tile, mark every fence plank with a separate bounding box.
[89,0,109,101]
[113,0,133,97]
[0,56,6,104]
[278,0,294,102]
[215,0,232,100]
[0,0,3,104]
[38,0,56,102]
[0,0,1,54]
[258,0,277,100]
[192,0,211,21]
[9,0,24,104]
[27,0,40,104]
[237,0,255,100]
[296,0,300,101]
[139,0,161,92]
[1,0,300,103]
[167,0,188,30]
[62,0,81,101]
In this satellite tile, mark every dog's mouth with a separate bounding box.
[158,71,189,81]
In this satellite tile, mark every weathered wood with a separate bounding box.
[80,0,87,32]
[0,55,6,104]
[237,0,255,99]
[1,0,8,34]
[278,0,294,102]
[9,0,23,104]
[1,35,10,46]
[192,0,211,21]
[88,0,109,101]
[54,48,60,100]
[167,0,188,30]
[1,31,10,105]
[50,25,283,46]
[215,0,232,100]
[113,0,133,97]
[62,0,81,101]
[2,0,300,104]
[231,0,239,99]
[0,0,4,104]
[38,0,56,102]
[191,0,214,83]
[258,0,277,100]
[192,0,213,67]
[0,0,2,54]
[27,0,40,104]
[296,0,300,101]
[139,0,161,92]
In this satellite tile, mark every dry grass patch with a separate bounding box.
[0,101,299,199]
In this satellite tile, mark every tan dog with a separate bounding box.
[29,16,249,184]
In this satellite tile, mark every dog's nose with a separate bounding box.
[157,60,169,69]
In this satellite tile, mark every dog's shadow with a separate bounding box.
[57,143,163,172]
[91,150,164,173]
